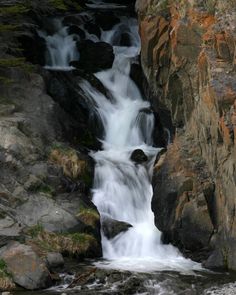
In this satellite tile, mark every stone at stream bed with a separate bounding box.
[94,12,120,31]
[0,242,52,290]
[46,252,64,270]
[71,40,114,72]
[130,149,148,164]
[102,217,132,239]
[67,25,86,39]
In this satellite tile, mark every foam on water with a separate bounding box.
[39,19,79,70]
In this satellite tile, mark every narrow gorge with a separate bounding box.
[0,0,236,294]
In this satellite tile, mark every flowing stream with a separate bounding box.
[79,17,201,272]
[23,2,236,294]
[40,7,201,273]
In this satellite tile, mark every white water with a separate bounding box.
[79,17,202,273]
[39,19,79,70]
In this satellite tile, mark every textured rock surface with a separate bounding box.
[102,217,132,240]
[0,242,52,290]
[0,0,102,285]
[137,0,236,269]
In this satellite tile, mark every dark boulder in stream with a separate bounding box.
[71,40,114,72]
[102,217,132,239]
[130,149,148,164]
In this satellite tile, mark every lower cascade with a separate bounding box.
[79,17,201,272]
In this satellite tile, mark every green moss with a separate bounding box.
[0,24,19,33]
[203,0,217,14]
[0,57,24,68]
[49,0,67,10]
[38,184,55,197]
[0,58,35,73]
[0,258,12,279]
[27,224,44,238]
[0,259,7,272]
[29,230,98,257]
[81,170,93,187]
[77,209,99,228]
[68,233,94,244]
[0,5,29,16]
[50,142,71,155]
[0,76,14,85]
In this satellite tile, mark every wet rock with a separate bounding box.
[0,242,52,290]
[84,23,101,38]
[130,62,145,93]
[74,40,114,72]
[203,249,225,270]
[67,25,86,39]
[18,32,46,66]
[130,149,148,164]
[45,70,104,149]
[102,217,132,239]
[138,1,236,269]
[55,192,102,254]
[16,195,81,233]
[95,12,120,31]
[46,252,64,270]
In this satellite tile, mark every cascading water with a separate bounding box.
[39,19,79,70]
[80,17,201,272]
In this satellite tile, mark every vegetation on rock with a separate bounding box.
[27,226,98,258]
[0,259,15,291]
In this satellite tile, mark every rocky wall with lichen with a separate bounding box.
[136,0,236,269]
[0,0,105,291]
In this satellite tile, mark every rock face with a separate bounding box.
[137,0,236,269]
[130,149,148,164]
[72,40,114,73]
[0,1,102,289]
[102,217,132,239]
[0,242,52,290]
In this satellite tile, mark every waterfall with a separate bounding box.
[80,17,201,272]
[38,19,79,70]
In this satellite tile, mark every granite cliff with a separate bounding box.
[136,0,236,270]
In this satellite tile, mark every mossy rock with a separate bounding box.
[49,144,93,186]
[0,259,15,290]
[49,0,67,10]
[77,209,100,229]
[0,5,29,16]
[0,24,19,33]
[27,229,101,258]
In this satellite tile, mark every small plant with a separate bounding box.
[27,224,44,238]
[49,0,67,10]
[0,24,19,33]
[0,259,7,272]
[38,184,55,197]
[0,5,29,16]
[0,259,15,290]
[28,230,98,257]
[203,0,217,14]
[77,209,99,228]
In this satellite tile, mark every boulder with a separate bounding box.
[73,40,114,72]
[46,252,64,270]
[67,25,86,39]
[95,12,120,31]
[130,149,148,164]
[84,23,101,38]
[0,242,52,290]
[16,195,81,233]
[102,217,132,239]
[18,32,46,66]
